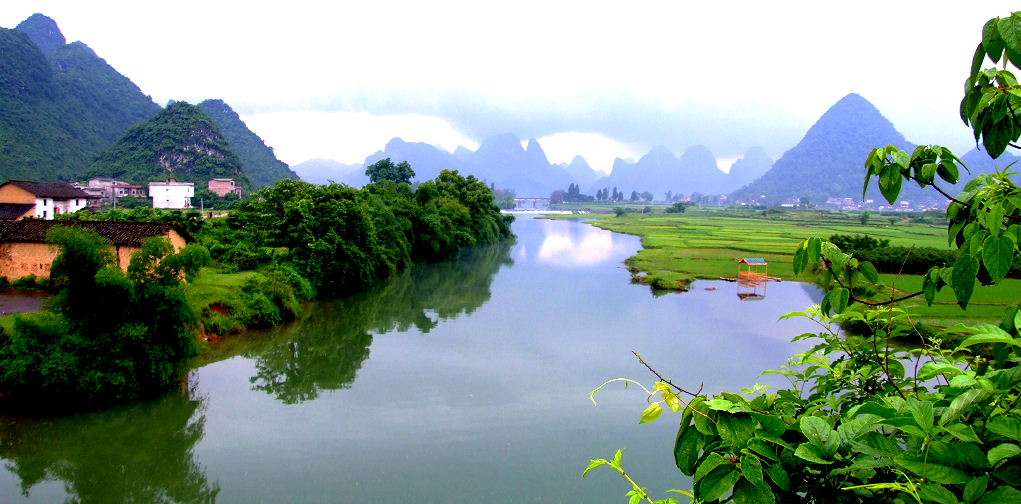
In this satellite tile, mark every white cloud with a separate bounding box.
[240,112,478,166]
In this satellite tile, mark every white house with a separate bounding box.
[149,179,195,209]
[0,181,92,219]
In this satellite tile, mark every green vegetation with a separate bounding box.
[88,101,250,189]
[589,12,1021,504]
[190,169,512,336]
[364,157,415,184]
[198,99,298,188]
[0,16,160,182]
[0,227,205,411]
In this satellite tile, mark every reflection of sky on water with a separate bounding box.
[533,219,629,267]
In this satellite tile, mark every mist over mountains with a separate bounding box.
[2,13,1017,205]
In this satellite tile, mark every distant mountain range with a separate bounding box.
[732,93,1019,205]
[0,14,294,189]
[4,14,1017,204]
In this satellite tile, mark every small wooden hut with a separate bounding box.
[737,258,768,282]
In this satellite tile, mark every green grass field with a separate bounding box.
[565,208,1017,326]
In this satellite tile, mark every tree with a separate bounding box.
[858,209,870,225]
[589,12,1021,504]
[365,157,415,184]
[0,228,199,411]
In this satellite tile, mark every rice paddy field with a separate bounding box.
[565,208,1018,327]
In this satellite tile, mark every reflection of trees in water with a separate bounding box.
[0,388,218,503]
[249,240,513,404]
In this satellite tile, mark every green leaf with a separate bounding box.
[699,466,739,502]
[920,483,960,504]
[937,159,961,184]
[942,423,981,443]
[794,443,833,464]
[859,261,879,284]
[793,247,808,275]
[739,454,763,486]
[982,235,1015,282]
[983,18,1005,63]
[718,414,756,449]
[892,149,910,169]
[940,388,993,426]
[951,253,979,309]
[977,485,1021,504]
[906,397,934,435]
[956,323,1021,350]
[674,421,704,475]
[917,361,964,381]
[987,417,1021,442]
[986,204,1005,238]
[879,165,904,204]
[763,463,790,492]
[582,458,608,478]
[704,398,734,411]
[747,437,779,461]
[894,455,970,484]
[640,402,663,424]
[964,475,988,504]
[987,443,1020,466]
[730,478,774,504]
[997,15,1021,59]
[694,453,728,483]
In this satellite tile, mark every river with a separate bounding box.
[0,216,825,503]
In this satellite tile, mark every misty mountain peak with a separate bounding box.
[16,14,66,56]
[569,155,591,170]
[644,145,675,161]
[525,138,550,164]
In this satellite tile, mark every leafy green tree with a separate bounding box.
[365,157,415,184]
[858,209,870,225]
[0,228,198,411]
[590,12,1021,504]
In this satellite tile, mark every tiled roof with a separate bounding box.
[0,220,190,247]
[739,258,768,265]
[1,181,92,199]
[0,203,35,220]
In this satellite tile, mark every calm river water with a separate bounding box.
[0,216,825,503]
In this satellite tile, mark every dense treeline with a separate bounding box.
[829,233,1021,277]
[207,168,513,297]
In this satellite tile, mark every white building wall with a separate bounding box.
[149,183,195,209]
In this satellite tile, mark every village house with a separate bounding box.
[0,220,190,282]
[149,179,194,209]
[0,181,93,219]
[75,178,146,207]
[208,178,243,198]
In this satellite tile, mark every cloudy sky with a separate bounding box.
[3,1,1017,173]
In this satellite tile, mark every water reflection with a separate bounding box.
[248,240,513,404]
[533,219,634,267]
[0,389,218,503]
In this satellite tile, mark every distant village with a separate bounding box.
[0,178,242,220]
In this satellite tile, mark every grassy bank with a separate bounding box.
[565,208,1017,326]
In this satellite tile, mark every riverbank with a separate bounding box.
[560,209,1018,326]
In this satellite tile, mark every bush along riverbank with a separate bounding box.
[0,164,513,412]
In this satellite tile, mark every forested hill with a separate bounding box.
[198,99,298,188]
[89,101,249,188]
[730,93,917,205]
[0,14,160,182]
